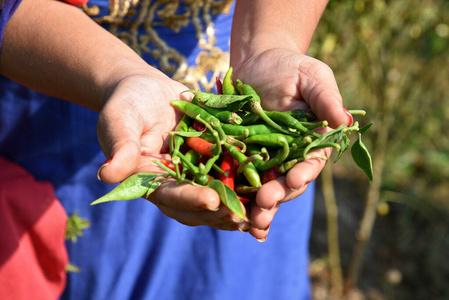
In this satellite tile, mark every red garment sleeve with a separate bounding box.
[61,0,89,6]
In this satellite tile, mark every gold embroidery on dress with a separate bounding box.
[82,0,234,91]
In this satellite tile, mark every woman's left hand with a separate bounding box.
[233,48,354,240]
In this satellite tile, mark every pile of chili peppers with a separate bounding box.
[92,67,373,220]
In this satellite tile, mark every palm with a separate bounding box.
[233,49,347,129]
[97,75,190,179]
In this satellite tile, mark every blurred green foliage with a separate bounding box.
[309,0,449,298]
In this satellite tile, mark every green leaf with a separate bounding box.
[351,133,374,182]
[358,122,373,135]
[185,90,252,109]
[144,179,164,198]
[91,173,161,205]
[207,179,247,221]
[334,134,351,163]
[304,125,345,155]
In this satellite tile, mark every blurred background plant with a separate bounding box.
[307,0,449,299]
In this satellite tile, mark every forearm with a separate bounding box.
[231,0,328,66]
[0,0,165,112]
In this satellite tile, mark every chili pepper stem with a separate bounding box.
[248,99,305,137]
[152,160,177,178]
[236,154,263,175]
[348,110,366,116]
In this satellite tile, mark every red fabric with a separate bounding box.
[61,0,89,6]
[0,157,68,300]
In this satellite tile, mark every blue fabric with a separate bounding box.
[0,1,315,299]
[0,0,22,48]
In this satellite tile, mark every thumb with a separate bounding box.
[298,58,353,128]
[96,106,142,184]
[97,139,141,184]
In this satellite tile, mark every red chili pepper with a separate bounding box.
[261,166,282,184]
[237,196,251,205]
[186,137,215,156]
[216,76,223,94]
[218,150,237,190]
[192,120,207,132]
[161,159,176,172]
[160,144,170,154]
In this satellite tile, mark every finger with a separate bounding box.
[150,180,222,212]
[156,206,236,230]
[249,226,271,242]
[255,176,305,210]
[297,57,353,128]
[149,181,251,229]
[96,102,142,184]
[249,201,279,230]
[285,147,331,190]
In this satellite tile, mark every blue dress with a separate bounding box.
[0,1,315,299]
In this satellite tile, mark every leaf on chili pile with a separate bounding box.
[358,122,373,135]
[351,133,374,182]
[91,173,161,205]
[303,125,345,156]
[185,90,252,109]
[207,179,247,221]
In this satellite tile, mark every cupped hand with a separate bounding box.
[96,73,250,231]
[233,48,353,240]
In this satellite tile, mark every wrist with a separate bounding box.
[230,0,327,67]
[230,32,303,68]
[100,61,169,110]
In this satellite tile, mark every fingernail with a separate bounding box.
[97,158,112,181]
[232,223,250,233]
[261,224,271,232]
[257,236,267,243]
[343,107,354,126]
[224,215,244,223]
[201,204,220,212]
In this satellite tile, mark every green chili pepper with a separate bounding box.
[199,155,220,175]
[246,144,270,161]
[221,123,282,138]
[222,66,237,95]
[235,185,259,195]
[171,100,226,148]
[298,120,328,131]
[236,79,261,103]
[177,150,209,185]
[286,109,318,122]
[243,133,309,148]
[193,97,243,125]
[170,115,191,155]
[253,136,290,172]
[248,99,302,136]
[239,112,260,125]
[224,143,261,188]
[264,110,320,137]
[170,115,191,178]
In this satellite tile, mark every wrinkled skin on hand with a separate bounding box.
[96,74,249,232]
[233,49,352,240]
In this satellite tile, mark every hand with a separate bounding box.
[233,49,353,240]
[96,73,250,231]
